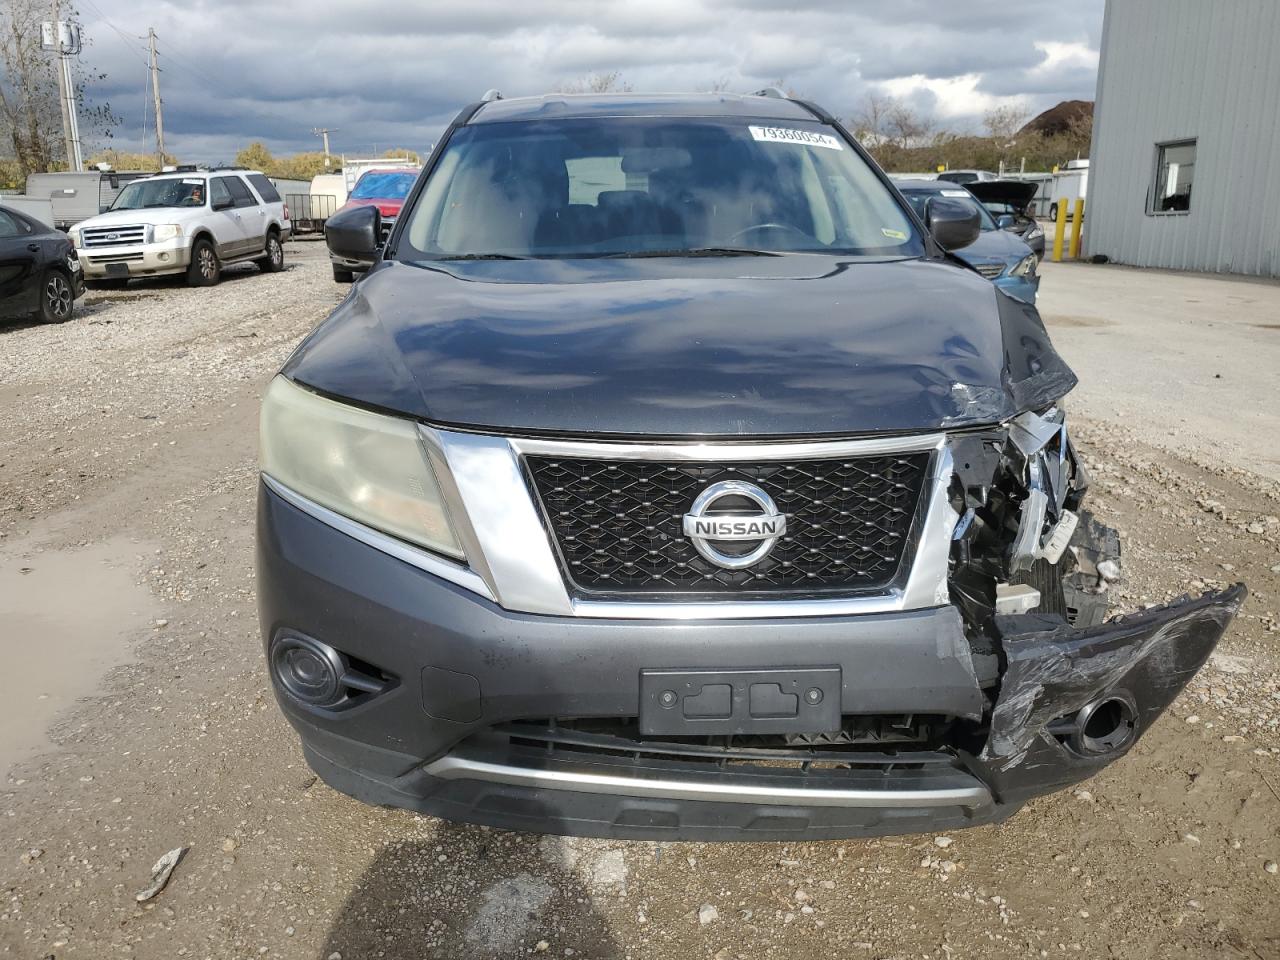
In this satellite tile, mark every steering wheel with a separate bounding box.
[729,222,811,242]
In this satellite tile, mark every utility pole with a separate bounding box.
[313,128,336,167]
[48,0,82,170]
[148,28,165,167]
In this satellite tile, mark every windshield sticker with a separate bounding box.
[182,178,204,185]
[748,126,844,150]
[881,227,908,240]
[940,189,972,197]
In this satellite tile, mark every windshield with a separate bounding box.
[111,178,206,210]
[400,117,923,259]
[350,171,417,200]
[902,191,998,232]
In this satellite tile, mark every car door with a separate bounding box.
[0,207,41,314]
[208,177,247,258]
[223,175,264,256]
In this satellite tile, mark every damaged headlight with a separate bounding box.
[259,376,463,559]
[1009,254,1037,278]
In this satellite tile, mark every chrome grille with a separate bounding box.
[973,262,1005,279]
[81,224,147,248]
[525,453,930,596]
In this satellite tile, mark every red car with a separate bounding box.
[329,168,419,282]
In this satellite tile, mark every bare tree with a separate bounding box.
[983,104,1030,142]
[0,0,118,177]
[885,98,932,148]
[555,71,634,94]
[850,92,892,146]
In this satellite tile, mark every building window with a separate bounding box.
[1149,139,1196,214]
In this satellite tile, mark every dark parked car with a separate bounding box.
[328,168,419,282]
[259,90,1244,842]
[895,179,1041,302]
[0,205,83,323]
[967,179,1045,258]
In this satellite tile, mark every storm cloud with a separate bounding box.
[76,0,1104,162]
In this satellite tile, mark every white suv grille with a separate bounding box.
[81,225,147,248]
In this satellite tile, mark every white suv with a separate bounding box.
[70,168,291,288]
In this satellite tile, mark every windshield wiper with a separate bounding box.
[433,253,529,261]
[602,247,782,259]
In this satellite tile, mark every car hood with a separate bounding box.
[341,198,405,219]
[966,180,1039,207]
[283,255,1075,438]
[956,228,1033,266]
[76,207,200,229]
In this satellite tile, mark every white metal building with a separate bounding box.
[1086,0,1280,277]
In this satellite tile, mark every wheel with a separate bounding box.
[332,265,355,283]
[87,278,130,291]
[34,268,75,323]
[1049,202,1059,221]
[186,237,221,286]
[256,231,285,273]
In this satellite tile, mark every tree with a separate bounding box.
[983,104,1030,142]
[236,141,275,171]
[0,0,118,178]
[556,71,633,94]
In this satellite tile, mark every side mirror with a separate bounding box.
[325,205,381,266]
[926,197,981,251]
[995,214,1016,230]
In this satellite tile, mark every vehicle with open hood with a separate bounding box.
[967,179,1045,258]
[262,89,1245,841]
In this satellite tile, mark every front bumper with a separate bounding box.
[77,241,191,279]
[258,481,1244,840]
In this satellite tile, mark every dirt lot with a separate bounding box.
[2,245,1278,960]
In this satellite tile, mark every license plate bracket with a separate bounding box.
[639,666,842,736]
[104,262,130,278]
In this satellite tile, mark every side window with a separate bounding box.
[225,176,258,207]
[210,178,233,208]
[1149,139,1195,214]
[0,209,31,237]
[246,174,280,203]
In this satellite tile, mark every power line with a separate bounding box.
[77,0,149,67]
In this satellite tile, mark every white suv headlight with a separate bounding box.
[152,224,183,243]
[260,376,463,559]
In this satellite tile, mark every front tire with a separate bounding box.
[256,232,285,273]
[1049,202,1059,221]
[332,265,355,283]
[187,238,221,286]
[34,268,75,323]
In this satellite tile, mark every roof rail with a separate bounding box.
[753,86,788,99]
[480,89,503,102]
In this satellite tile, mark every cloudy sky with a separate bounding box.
[75,0,1106,163]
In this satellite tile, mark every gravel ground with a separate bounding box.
[1,245,1278,959]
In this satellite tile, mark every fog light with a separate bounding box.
[271,635,344,706]
[158,252,170,262]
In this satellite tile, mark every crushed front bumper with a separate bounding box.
[258,481,1245,840]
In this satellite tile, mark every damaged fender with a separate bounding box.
[970,584,1247,804]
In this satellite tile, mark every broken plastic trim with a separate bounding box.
[980,584,1247,775]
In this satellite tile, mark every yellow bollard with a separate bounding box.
[1068,198,1085,259]
[1052,200,1067,262]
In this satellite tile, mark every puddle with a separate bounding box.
[0,535,161,772]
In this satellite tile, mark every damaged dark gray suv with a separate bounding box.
[257,90,1245,840]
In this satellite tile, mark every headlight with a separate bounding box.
[69,228,82,247]
[152,224,183,242]
[259,376,463,559]
[1010,254,1037,278]
[1026,224,1044,240]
